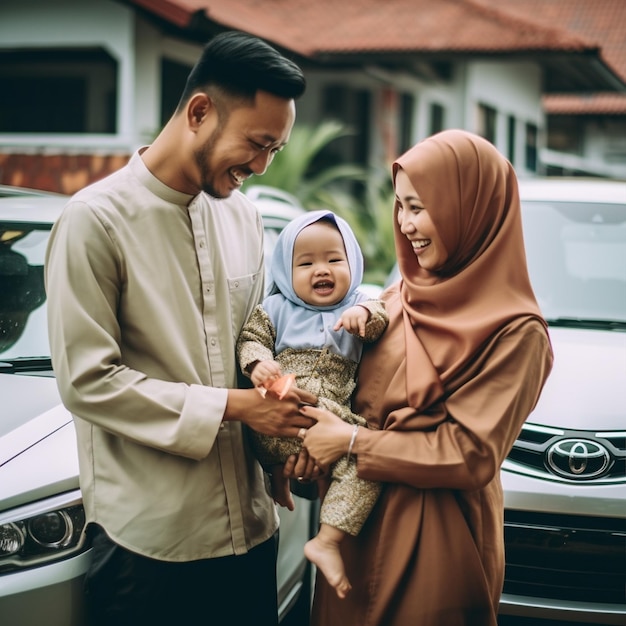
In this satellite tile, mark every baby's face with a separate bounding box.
[291,220,351,307]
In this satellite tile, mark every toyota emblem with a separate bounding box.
[546,438,612,480]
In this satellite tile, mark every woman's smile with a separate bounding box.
[410,238,431,254]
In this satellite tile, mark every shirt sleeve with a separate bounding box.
[355,319,553,490]
[358,299,389,343]
[45,201,225,461]
[236,305,276,375]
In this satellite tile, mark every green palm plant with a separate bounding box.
[243,120,366,207]
[246,120,398,287]
[317,168,397,286]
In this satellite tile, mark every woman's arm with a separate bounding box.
[302,320,553,490]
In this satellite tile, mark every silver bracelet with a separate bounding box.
[347,424,359,461]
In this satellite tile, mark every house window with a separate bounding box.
[399,93,415,154]
[547,116,583,155]
[525,122,538,172]
[161,58,192,127]
[321,84,370,168]
[477,103,497,144]
[507,115,516,164]
[430,103,445,136]
[0,48,117,134]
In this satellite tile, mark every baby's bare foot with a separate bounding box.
[304,536,352,599]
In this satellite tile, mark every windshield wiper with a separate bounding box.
[0,357,53,373]
[546,318,626,332]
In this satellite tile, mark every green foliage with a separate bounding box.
[242,120,366,207]
[246,120,398,287]
[321,169,397,286]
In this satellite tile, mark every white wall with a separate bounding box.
[134,25,208,144]
[297,61,545,174]
[466,60,544,175]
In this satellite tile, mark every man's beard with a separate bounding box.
[193,128,225,199]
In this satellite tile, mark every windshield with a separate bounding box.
[0,214,294,364]
[0,223,51,360]
[521,199,626,323]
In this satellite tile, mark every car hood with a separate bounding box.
[0,373,79,509]
[527,326,626,431]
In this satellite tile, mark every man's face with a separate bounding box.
[194,90,296,199]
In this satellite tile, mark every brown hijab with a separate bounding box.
[386,129,548,414]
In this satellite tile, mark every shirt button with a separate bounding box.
[211,338,216,346]
[234,281,239,288]
[199,240,205,248]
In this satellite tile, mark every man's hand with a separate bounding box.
[283,449,326,498]
[269,468,295,511]
[224,386,317,438]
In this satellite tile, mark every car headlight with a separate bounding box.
[0,492,87,574]
[0,523,25,555]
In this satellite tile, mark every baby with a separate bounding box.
[237,210,387,598]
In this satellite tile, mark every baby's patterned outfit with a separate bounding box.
[237,299,386,535]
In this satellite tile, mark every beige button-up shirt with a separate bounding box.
[45,151,278,561]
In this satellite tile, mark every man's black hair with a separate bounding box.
[177,30,305,112]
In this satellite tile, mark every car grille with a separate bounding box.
[504,510,626,605]
[505,423,626,484]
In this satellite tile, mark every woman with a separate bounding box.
[297,130,553,626]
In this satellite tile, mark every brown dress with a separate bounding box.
[311,130,553,626]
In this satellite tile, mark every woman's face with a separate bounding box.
[395,168,448,272]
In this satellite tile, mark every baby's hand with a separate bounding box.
[333,305,370,338]
[250,360,283,388]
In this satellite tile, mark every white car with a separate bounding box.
[0,185,317,625]
[385,177,626,625]
[499,178,626,626]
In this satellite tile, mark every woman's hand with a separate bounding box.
[299,405,355,469]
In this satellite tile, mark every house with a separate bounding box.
[0,0,624,194]
[474,0,626,178]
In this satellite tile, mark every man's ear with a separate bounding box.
[187,93,213,129]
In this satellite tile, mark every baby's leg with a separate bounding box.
[251,433,302,467]
[307,400,379,598]
[310,420,381,599]
[304,524,351,599]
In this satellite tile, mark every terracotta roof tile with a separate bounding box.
[126,0,626,105]
[130,0,596,57]
[543,93,626,115]
[473,0,626,82]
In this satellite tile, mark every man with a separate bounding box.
[45,31,316,626]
